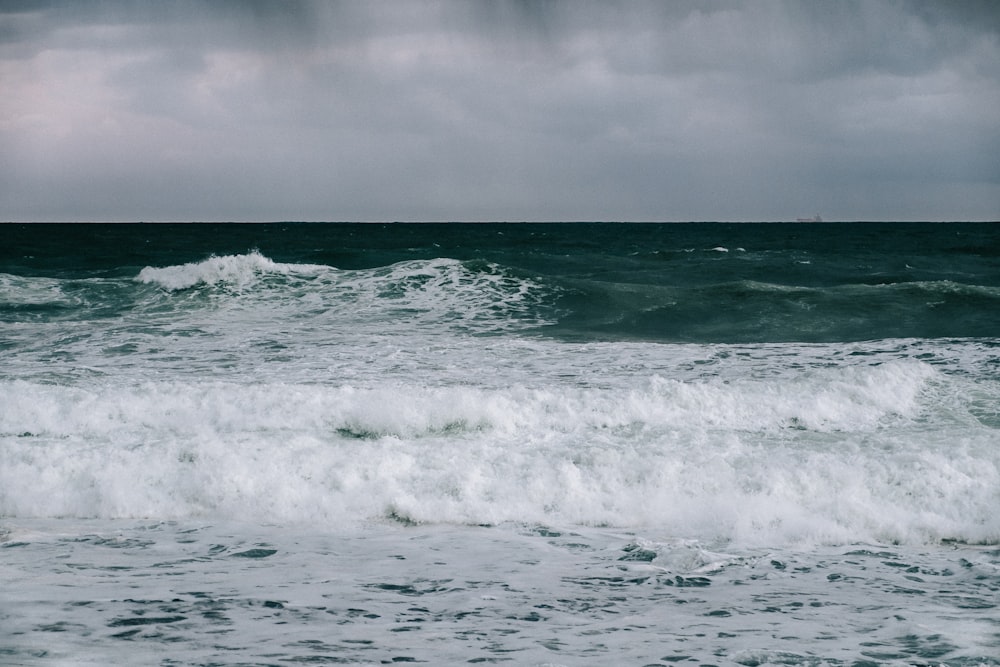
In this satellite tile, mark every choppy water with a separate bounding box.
[2,222,999,665]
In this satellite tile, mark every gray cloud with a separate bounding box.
[1,0,998,220]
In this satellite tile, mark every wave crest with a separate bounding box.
[136,251,326,291]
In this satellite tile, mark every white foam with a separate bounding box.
[0,360,934,440]
[136,251,326,291]
[2,359,996,547]
[0,273,80,308]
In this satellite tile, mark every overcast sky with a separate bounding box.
[2,0,998,221]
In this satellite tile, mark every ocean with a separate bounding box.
[1,221,998,666]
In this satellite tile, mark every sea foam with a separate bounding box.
[2,360,996,547]
[136,251,326,291]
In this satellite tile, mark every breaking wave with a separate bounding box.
[3,360,997,547]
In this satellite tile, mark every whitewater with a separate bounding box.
[1,222,998,665]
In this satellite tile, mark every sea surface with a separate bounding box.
[1,222,999,666]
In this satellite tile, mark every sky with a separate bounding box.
[2,0,999,222]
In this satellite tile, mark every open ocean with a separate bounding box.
[1,221,999,666]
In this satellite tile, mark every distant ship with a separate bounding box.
[796,215,823,222]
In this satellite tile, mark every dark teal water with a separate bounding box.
[4,222,999,342]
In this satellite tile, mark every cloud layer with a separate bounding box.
[2,0,998,221]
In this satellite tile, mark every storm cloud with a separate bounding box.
[2,0,998,221]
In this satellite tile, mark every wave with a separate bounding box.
[0,273,71,304]
[3,361,997,546]
[0,361,934,439]
[0,273,86,319]
[9,253,1000,344]
[133,252,554,335]
[136,251,327,291]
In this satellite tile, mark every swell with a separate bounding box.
[550,278,1000,342]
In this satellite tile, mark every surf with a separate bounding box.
[2,357,996,547]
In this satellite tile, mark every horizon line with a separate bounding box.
[2,219,998,224]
